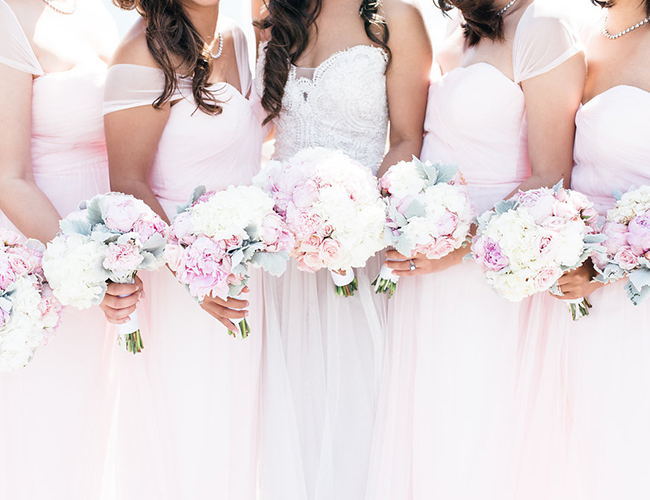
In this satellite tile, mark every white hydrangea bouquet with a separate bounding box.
[43,193,168,353]
[253,147,387,297]
[592,186,650,305]
[0,229,61,371]
[374,157,473,297]
[471,182,604,320]
[166,185,294,338]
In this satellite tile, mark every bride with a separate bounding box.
[252,0,431,498]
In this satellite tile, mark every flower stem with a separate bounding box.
[335,277,359,297]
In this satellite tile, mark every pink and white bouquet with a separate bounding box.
[253,147,386,297]
[593,186,650,305]
[0,229,61,371]
[43,193,168,353]
[472,182,603,320]
[374,157,473,297]
[166,185,293,338]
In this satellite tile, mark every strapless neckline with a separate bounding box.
[444,62,521,92]
[582,84,650,108]
[290,44,388,82]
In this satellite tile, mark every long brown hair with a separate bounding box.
[591,0,650,16]
[113,0,222,115]
[434,0,507,47]
[255,0,391,125]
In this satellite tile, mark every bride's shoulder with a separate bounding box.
[382,0,425,26]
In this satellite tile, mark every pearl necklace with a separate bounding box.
[210,33,223,60]
[497,0,517,16]
[602,14,650,40]
[41,0,77,15]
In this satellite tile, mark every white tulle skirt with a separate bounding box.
[105,267,266,500]
[259,255,387,500]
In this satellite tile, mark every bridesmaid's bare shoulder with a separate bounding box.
[110,18,158,69]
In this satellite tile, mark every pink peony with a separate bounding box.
[0,256,16,290]
[534,267,563,291]
[473,237,510,272]
[103,241,145,278]
[103,199,141,233]
[614,247,639,271]
[170,212,196,246]
[627,211,650,256]
[602,222,630,255]
[177,236,230,300]
[292,179,320,208]
[132,214,167,243]
[165,243,185,271]
[435,210,459,237]
[0,229,21,246]
[421,237,455,260]
[261,215,295,253]
[552,200,580,221]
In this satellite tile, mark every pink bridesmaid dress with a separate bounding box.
[566,86,650,499]
[0,2,116,499]
[366,3,583,500]
[103,20,266,500]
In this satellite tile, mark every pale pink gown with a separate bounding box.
[103,20,267,500]
[366,3,583,500]
[565,85,650,499]
[0,2,116,499]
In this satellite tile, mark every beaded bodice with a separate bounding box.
[256,44,389,174]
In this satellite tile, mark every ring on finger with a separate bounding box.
[409,259,416,272]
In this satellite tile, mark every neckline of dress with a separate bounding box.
[446,62,522,92]
[290,44,388,81]
[581,84,650,108]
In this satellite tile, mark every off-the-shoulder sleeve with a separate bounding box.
[512,1,583,84]
[103,64,168,115]
[0,0,43,76]
[230,25,252,97]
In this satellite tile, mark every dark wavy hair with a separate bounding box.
[434,0,508,47]
[113,0,221,115]
[256,0,391,125]
[591,0,650,16]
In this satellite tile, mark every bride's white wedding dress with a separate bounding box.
[255,43,389,500]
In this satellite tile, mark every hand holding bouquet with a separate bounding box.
[166,185,293,338]
[593,186,650,305]
[0,229,61,371]
[254,147,386,297]
[374,157,473,297]
[472,182,603,320]
[43,193,168,353]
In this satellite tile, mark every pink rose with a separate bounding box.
[581,207,599,228]
[540,216,568,232]
[566,190,591,211]
[177,236,230,300]
[473,237,509,272]
[170,212,196,246]
[6,246,42,276]
[103,198,141,233]
[316,223,335,239]
[103,241,145,278]
[296,250,322,273]
[38,295,61,333]
[0,256,16,290]
[602,222,630,255]
[534,267,563,291]
[320,238,343,264]
[132,214,167,243]
[614,247,639,271]
[422,237,455,260]
[165,243,185,271]
[552,200,580,222]
[224,234,243,250]
[627,211,650,256]
[536,233,556,257]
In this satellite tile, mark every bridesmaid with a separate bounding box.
[0,1,139,499]
[369,1,586,499]
[252,1,431,499]
[555,0,650,497]
[104,1,266,498]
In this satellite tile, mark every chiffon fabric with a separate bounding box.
[255,44,389,500]
[0,2,115,499]
[366,3,583,499]
[565,85,650,500]
[103,20,267,500]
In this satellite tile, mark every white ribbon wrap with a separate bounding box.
[330,268,355,287]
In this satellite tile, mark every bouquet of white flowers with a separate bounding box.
[374,157,473,297]
[166,185,294,338]
[472,182,604,320]
[254,147,387,297]
[43,193,168,353]
[0,229,61,371]
[593,186,650,305]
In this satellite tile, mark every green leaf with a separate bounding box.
[250,251,289,276]
[405,199,426,219]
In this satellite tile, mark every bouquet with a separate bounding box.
[373,157,473,297]
[472,182,603,320]
[166,185,293,338]
[43,193,168,353]
[253,147,386,297]
[0,229,61,371]
[593,185,650,305]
